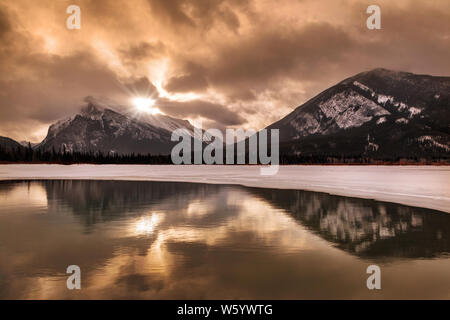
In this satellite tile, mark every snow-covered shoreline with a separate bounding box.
[0,164,449,213]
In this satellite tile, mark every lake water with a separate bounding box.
[0,180,449,299]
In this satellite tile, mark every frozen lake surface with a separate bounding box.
[0,164,449,213]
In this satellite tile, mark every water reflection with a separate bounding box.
[0,180,449,299]
[247,188,450,259]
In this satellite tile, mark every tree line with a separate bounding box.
[0,145,172,164]
[0,144,447,165]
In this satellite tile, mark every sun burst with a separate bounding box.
[132,97,162,114]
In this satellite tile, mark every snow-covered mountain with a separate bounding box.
[37,102,194,155]
[267,68,450,159]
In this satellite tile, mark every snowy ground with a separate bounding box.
[0,164,449,213]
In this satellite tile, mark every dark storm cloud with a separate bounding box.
[118,41,166,61]
[167,23,354,100]
[0,1,142,139]
[357,1,450,75]
[157,98,244,125]
[146,0,248,31]
[0,10,126,127]
[0,5,11,39]
[147,0,195,27]
[0,55,124,141]
[165,73,208,92]
[0,52,124,123]
[163,0,450,100]
[164,62,209,93]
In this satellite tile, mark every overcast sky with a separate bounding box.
[0,0,449,142]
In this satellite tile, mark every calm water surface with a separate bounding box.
[0,180,449,299]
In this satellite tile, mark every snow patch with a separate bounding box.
[397,103,421,118]
[376,117,386,125]
[353,81,370,92]
[417,136,450,151]
[408,107,422,118]
[377,94,395,105]
[352,82,421,118]
[318,90,390,130]
[396,118,409,124]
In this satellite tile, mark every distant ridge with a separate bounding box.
[0,136,24,151]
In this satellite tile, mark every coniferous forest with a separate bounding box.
[1,144,448,165]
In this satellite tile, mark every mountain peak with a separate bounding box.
[82,102,103,113]
[37,98,197,155]
[346,68,412,84]
[366,67,415,77]
[80,96,109,115]
[367,67,399,74]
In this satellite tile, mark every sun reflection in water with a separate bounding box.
[134,213,161,235]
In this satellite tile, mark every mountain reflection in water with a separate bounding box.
[0,180,449,299]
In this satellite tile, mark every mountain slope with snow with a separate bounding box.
[132,112,195,136]
[37,102,194,155]
[267,68,450,159]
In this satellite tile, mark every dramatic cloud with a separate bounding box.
[164,62,209,93]
[146,0,248,31]
[0,0,449,142]
[119,41,166,64]
[157,98,244,126]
